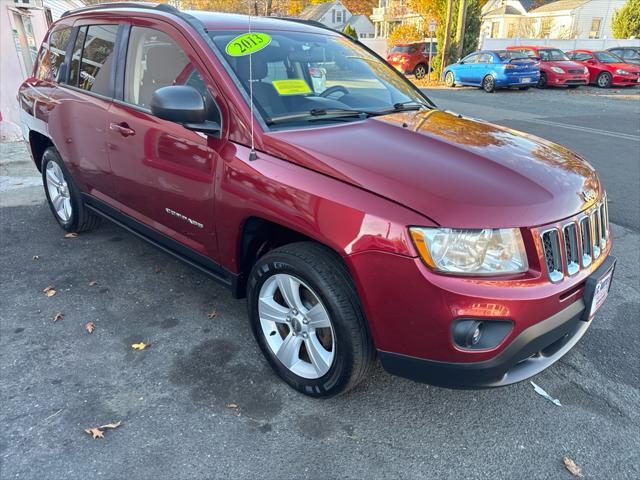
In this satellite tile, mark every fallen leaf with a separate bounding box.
[85,322,95,333]
[64,232,78,239]
[84,427,104,439]
[99,420,122,430]
[207,311,217,319]
[32,255,40,260]
[52,312,64,322]
[563,456,584,478]
[43,285,56,297]
[154,266,161,273]
[226,402,239,409]
[131,342,148,350]
[88,281,98,287]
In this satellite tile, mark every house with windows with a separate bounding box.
[370,0,425,39]
[525,0,625,39]
[480,1,533,39]
[1,0,84,140]
[480,0,627,40]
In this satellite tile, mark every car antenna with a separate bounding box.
[248,7,257,161]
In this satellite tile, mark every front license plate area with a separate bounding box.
[521,77,531,83]
[582,255,616,321]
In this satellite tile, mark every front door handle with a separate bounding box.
[109,122,136,137]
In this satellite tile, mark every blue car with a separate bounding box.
[443,50,540,92]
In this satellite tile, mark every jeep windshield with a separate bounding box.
[209,30,432,127]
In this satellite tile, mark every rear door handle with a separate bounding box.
[109,122,136,137]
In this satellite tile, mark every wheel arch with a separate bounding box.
[236,216,349,297]
[28,131,55,172]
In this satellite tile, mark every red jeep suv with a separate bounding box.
[19,4,615,397]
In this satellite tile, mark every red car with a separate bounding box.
[387,41,437,79]
[506,45,588,88]
[19,4,615,397]
[567,49,640,87]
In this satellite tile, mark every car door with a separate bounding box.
[106,21,226,261]
[471,53,492,85]
[457,53,477,83]
[55,23,120,200]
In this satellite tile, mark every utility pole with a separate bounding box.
[440,0,454,74]
[455,0,468,60]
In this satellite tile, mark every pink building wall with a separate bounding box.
[1,3,49,141]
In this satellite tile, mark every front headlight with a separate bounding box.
[551,66,565,74]
[583,67,589,74]
[409,227,528,275]
[616,69,630,75]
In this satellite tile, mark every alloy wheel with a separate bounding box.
[258,273,335,379]
[445,71,455,87]
[483,75,495,92]
[597,72,611,88]
[414,65,426,79]
[45,161,72,222]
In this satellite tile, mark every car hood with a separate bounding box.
[264,109,600,228]
[605,62,640,71]
[547,60,585,69]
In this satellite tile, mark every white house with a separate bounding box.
[480,0,628,40]
[299,0,351,31]
[347,14,375,39]
[526,0,626,39]
[480,1,533,39]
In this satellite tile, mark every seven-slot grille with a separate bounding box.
[568,69,584,74]
[540,197,609,283]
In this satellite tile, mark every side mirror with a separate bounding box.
[458,59,464,64]
[151,85,206,124]
[151,85,220,136]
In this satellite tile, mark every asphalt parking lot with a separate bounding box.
[1,87,639,479]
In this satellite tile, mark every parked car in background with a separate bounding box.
[506,45,588,88]
[606,46,640,66]
[443,50,540,93]
[567,50,640,88]
[387,42,437,79]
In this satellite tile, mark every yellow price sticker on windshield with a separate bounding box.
[272,79,312,96]
[225,32,271,57]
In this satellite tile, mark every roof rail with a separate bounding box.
[61,2,178,18]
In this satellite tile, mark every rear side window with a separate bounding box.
[79,25,118,95]
[68,25,117,96]
[36,26,72,82]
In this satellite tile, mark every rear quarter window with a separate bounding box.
[36,27,72,82]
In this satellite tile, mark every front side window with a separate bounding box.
[36,26,72,82]
[209,30,429,126]
[622,49,640,61]
[124,27,189,108]
[461,53,478,63]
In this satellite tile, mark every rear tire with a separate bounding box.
[41,147,101,233]
[444,71,455,87]
[247,242,375,397]
[482,75,496,93]
[596,71,612,88]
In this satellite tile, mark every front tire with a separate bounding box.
[482,75,496,93]
[596,71,612,88]
[413,63,427,79]
[247,242,375,397]
[41,147,100,233]
[444,71,456,87]
[537,72,547,88]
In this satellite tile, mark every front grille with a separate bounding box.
[568,69,583,74]
[539,196,609,282]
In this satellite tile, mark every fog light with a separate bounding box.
[452,319,513,350]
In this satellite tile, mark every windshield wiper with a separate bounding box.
[266,103,429,126]
[266,108,373,125]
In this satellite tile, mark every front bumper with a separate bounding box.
[550,74,589,86]
[377,254,615,388]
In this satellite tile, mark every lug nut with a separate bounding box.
[302,318,309,324]
[286,316,291,322]
[302,333,308,338]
